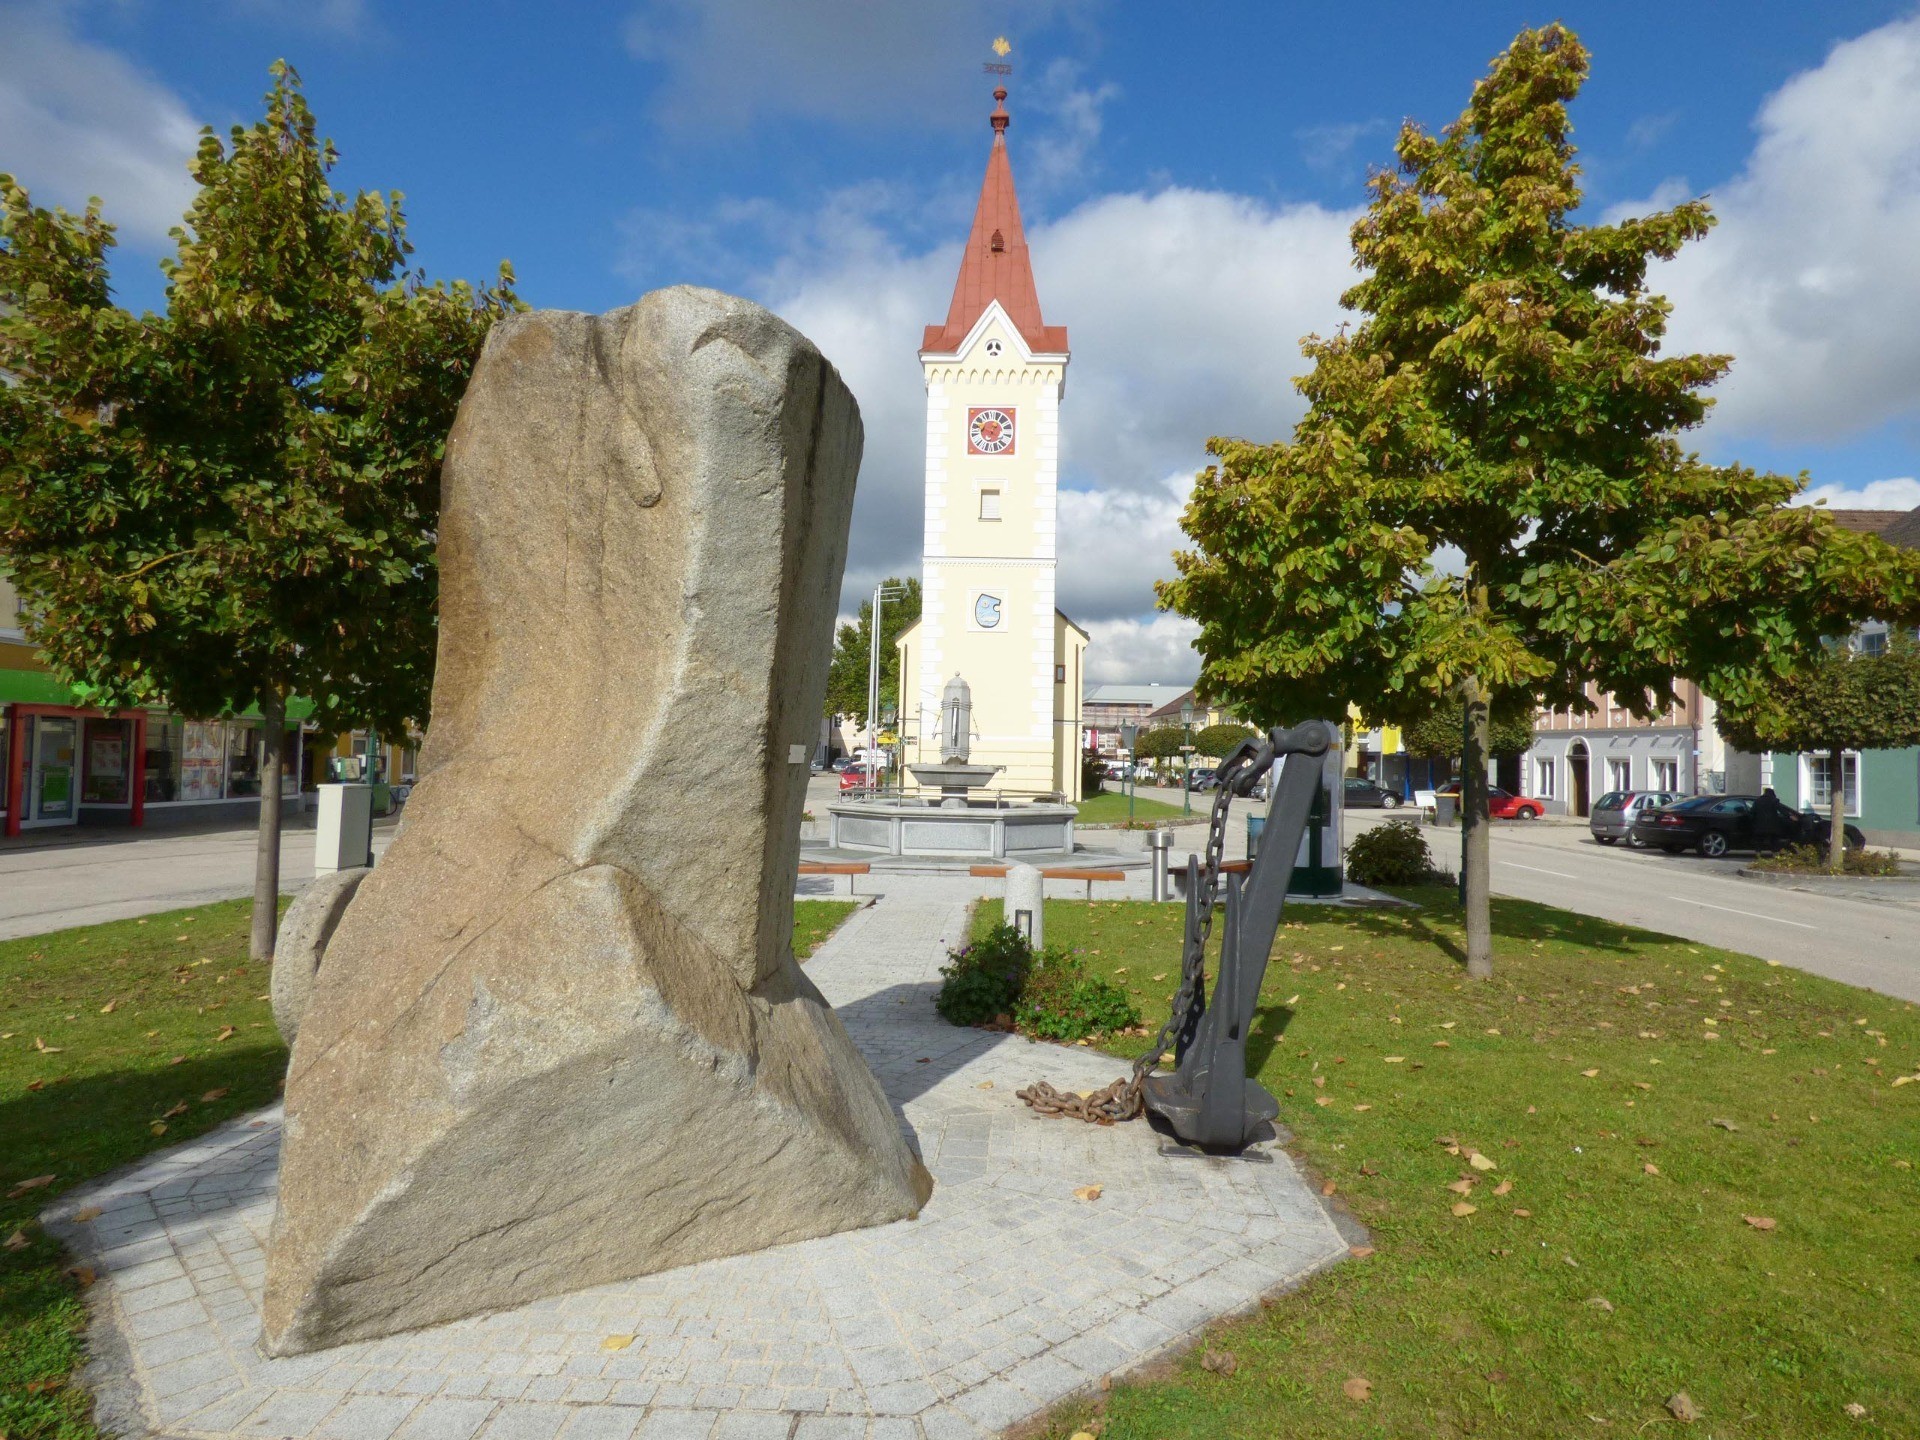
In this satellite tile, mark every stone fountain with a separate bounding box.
[826,673,1076,857]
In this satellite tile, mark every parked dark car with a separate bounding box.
[1343,778,1404,809]
[1631,794,1865,858]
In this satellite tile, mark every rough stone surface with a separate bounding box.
[269,869,370,1045]
[46,873,1352,1440]
[1001,864,1044,949]
[264,287,930,1355]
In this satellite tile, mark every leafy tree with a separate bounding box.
[1715,634,1920,870]
[0,64,517,960]
[1402,699,1535,761]
[1192,721,1257,760]
[1132,726,1185,762]
[824,577,921,725]
[1158,25,1917,978]
[1079,746,1106,796]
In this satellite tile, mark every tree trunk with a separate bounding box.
[250,687,287,962]
[1461,677,1494,980]
[1827,745,1846,873]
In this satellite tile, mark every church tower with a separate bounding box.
[896,86,1088,801]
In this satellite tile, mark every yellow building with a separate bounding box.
[894,84,1088,800]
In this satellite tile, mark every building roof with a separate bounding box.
[1083,683,1189,706]
[920,87,1068,357]
[1823,509,1908,535]
[1880,505,1920,551]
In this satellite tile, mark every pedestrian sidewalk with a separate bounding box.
[47,872,1351,1440]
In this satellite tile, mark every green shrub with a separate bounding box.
[936,922,1032,1026]
[1016,949,1141,1042]
[1345,817,1438,886]
[1080,746,1106,796]
[1749,843,1904,877]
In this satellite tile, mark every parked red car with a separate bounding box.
[1435,784,1544,820]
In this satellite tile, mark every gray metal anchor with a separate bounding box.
[1140,720,1336,1151]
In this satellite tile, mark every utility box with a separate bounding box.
[315,783,374,875]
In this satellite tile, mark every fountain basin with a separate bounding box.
[827,796,1076,857]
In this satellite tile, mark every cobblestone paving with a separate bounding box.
[48,875,1349,1440]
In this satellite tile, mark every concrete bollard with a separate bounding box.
[314,783,374,876]
[1004,862,1045,950]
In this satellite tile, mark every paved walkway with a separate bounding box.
[47,874,1350,1440]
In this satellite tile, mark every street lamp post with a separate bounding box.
[866,582,904,796]
[1181,701,1194,818]
[1121,722,1137,825]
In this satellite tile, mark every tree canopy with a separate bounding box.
[1401,700,1535,760]
[1193,721,1258,760]
[825,577,921,723]
[1156,25,1919,975]
[1715,633,1920,868]
[0,63,517,955]
[1133,726,1186,761]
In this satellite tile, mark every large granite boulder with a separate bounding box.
[263,287,931,1355]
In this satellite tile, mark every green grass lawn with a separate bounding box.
[2,895,863,1440]
[1075,790,1190,825]
[792,899,859,960]
[972,891,1920,1439]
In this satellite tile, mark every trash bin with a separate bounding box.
[1246,812,1266,863]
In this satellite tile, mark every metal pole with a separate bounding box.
[866,584,882,795]
[1183,726,1192,819]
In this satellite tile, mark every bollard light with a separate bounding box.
[1013,908,1034,943]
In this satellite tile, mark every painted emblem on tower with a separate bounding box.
[971,590,1005,629]
[967,406,1016,455]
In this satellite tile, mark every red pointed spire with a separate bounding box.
[921,87,1068,356]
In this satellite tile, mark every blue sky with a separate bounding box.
[5,0,1919,680]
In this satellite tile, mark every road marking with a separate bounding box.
[1664,895,1818,931]
[1500,861,1579,879]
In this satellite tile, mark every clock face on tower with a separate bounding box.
[967,407,1016,456]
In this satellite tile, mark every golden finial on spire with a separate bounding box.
[992,36,1011,57]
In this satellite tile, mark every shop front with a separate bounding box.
[3,692,305,837]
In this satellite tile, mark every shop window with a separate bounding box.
[180,720,226,801]
[1805,753,1860,817]
[1535,758,1556,799]
[81,718,131,804]
[226,723,261,797]
[1608,758,1632,793]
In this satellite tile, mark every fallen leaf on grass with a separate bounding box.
[1073,1184,1103,1202]
[1710,1118,1739,1131]
[214,1025,236,1042]
[1433,1040,1451,1049]
[1353,1103,1372,1112]
[168,1056,186,1066]
[7,1175,56,1199]
[99,1000,117,1014]
[1384,1056,1405,1064]
[149,1122,168,1137]
[600,1334,634,1351]
[3,1230,29,1251]
[1359,1162,1379,1176]
[1845,1402,1868,1419]
[1666,1391,1702,1423]
[1644,1163,1660,1176]
[65,1264,95,1287]
[1451,1201,1477,1217]
[1512,1208,1532,1218]
[1201,1348,1238,1377]
[1321,1181,1336,1197]
[1448,1179,1475,1195]
[1348,1245,1374,1258]
[71,1205,101,1223]
[202,1088,229,1102]
[1585,1295,1614,1312]
[1342,1376,1372,1402]
[1743,1215,1777,1231]
[1469,1152,1497,1172]
[1492,1180,1513,1196]
[1581,1068,1600,1078]
[162,1101,189,1119]
[33,1038,62,1054]
[1314,1095,1334,1106]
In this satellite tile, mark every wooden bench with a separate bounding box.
[797,861,871,895]
[970,864,1128,900]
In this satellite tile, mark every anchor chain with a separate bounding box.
[1016,741,1268,1125]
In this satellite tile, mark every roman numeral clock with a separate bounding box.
[967,407,1015,456]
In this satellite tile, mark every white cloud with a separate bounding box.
[1081,613,1201,686]
[0,2,201,245]
[1056,472,1189,621]
[1792,476,1920,512]
[623,0,1100,134]
[1635,13,1920,444]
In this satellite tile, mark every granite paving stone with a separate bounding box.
[47,873,1349,1440]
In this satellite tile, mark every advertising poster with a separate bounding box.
[181,721,225,801]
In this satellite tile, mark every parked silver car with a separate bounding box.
[1590,789,1679,847]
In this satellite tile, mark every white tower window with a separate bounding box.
[978,486,1002,520]
[984,338,1003,357]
